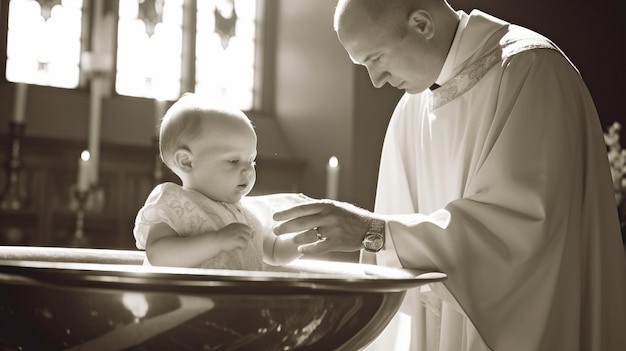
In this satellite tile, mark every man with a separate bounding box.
[273,0,626,350]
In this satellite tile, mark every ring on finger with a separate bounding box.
[314,227,323,241]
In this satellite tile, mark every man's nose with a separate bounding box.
[366,66,389,88]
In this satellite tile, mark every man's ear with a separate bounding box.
[408,9,435,39]
[173,148,193,173]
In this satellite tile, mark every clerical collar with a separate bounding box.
[433,11,469,88]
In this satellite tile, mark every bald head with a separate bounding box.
[334,0,443,34]
[336,0,408,35]
[333,0,459,93]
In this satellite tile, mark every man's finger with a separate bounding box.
[296,229,322,245]
[272,202,325,221]
[297,239,334,256]
[273,215,337,235]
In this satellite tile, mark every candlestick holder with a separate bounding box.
[1,121,26,210]
[68,188,90,247]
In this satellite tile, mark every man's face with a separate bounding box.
[337,7,441,94]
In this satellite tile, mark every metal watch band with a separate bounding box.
[367,218,385,235]
[362,218,385,252]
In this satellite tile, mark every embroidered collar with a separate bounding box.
[431,37,558,110]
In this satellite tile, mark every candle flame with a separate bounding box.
[329,156,339,168]
[81,150,90,161]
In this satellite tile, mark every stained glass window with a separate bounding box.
[195,0,257,110]
[116,0,183,100]
[5,0,85,88]
[5,0,262,111]
[116,0,259,110]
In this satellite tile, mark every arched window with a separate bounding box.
[116,0,261,110]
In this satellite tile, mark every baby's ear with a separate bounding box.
[173,149,193,173]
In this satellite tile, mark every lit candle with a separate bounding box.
[326,156,340,200]
[12,83,28,124]
[77,150,91,192]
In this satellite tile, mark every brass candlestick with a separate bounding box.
[1,121,26,210]
[68,188,90,247]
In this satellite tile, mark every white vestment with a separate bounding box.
[365,10,626,351]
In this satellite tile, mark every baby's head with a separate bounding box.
[159,93,257,203]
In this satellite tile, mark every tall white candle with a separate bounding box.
[326,156,340,200]
[84,0,114,187]
[78,150,91,192]
[88,78,104,186]
[12,83,28,124]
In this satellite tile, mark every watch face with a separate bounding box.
[363,233,384,252]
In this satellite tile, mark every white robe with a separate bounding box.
[365,10,626,351]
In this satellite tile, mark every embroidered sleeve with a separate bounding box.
[133,183,186,249]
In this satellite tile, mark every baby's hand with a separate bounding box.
[217,223,253,251]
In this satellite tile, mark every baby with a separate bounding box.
[133,93,306,270]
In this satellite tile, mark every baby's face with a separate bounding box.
[186,117,257,203]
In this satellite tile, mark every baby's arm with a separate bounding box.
[263,230,322,266]
[242,193,318,266]
[145,222,252,267]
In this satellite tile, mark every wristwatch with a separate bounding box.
[362,218,385,252]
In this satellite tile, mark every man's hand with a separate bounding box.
[272,200,374,255]
[243,193,316,228]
